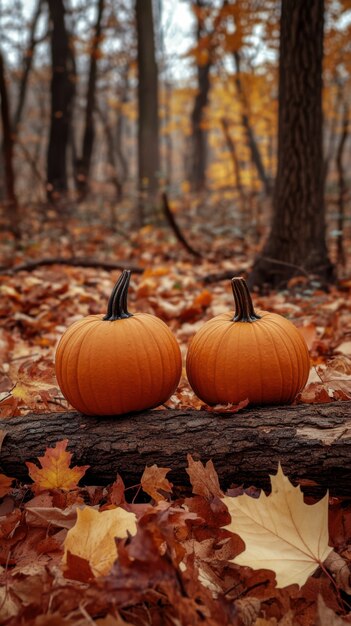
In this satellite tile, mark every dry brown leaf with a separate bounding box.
[186,454,224,499]
[324,549,351,594]
[0,472,14,497]
[141,464,173,501]
[316,595,347,625]
[236,597,261,626]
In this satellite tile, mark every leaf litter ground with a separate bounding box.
[1,214,351,624]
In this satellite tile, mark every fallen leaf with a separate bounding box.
[0,473,14,497]
[63,505,137,577]
[317,595,346,625]
[335,341,351,357]
[186,454,224,499]
[223,464,333,588]
[236,597,261,626]
[324,549,351,594]
[202,398,249,413]
[26,439,89,493]
[141,464,173,502]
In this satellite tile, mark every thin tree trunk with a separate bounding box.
[189,0,211,193]
[136,0,160,224]
[97,105,123,200]
[164,80,173,187]
[12,0,43,134]
[249,0,334,289]
[75,0,104,200]
[0,50,19,238]
[220,117,245,206]
[115,64,129,186]
[233,51,271,197]
[335,102,349,268]
[47,0,75,202]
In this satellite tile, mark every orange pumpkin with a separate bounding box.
[186,277,310,406]
[55,270,182,415]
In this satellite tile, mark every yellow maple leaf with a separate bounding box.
[223,464,333,588]
[63,505,137,577]
[26,439,89,493]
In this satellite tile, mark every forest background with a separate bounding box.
[1,1,351,624]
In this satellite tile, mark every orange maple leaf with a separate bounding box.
[141,464,173,502]
[26,439,89,493]
[0,473,14,497]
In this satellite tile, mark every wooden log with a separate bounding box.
[1,402,351,495]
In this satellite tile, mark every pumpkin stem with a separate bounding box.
[232,277,261,322]
[104,270,133,320]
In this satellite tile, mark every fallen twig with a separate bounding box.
[0,257,144,275]
[161,192,202,258]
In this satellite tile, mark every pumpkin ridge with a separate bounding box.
[130,316,153,410]
[62,321,99,414]
[188,323,229,403]
[147,315,182,402]
[213,321,239,405]
[261,320,286,403]
[88,322,123,415]
[74,321,105,414]
[56,321,90,409]
[263,317,309,399]
[253,324,263,404]
[56,316,99,389]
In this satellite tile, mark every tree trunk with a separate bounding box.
[189,0,211,193]
[136,0,160,224]
[233,51,271,197]
[13,0,43,134]
[75,0,104,200]
[47,0,75,202]
[115,64,129,187]
[0,50,19,238]
[335,102,349,268]
[2,402,351,496]
[220,117,246,209]
[249,0,334,290]
[97,104,123,200]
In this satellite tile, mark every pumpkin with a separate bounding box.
[55,270,182,415]
[186,277,310,406]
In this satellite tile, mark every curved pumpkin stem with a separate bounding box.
[232,277,261,323]
[104,270,133,320]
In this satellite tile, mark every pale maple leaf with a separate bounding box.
[141,464,172,501]
[63,505,137,577]
[26,439,89,493]
[223,464,333,588]
[186,454,223,499]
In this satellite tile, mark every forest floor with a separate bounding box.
[0,199,351,625]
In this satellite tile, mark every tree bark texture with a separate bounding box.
[75,0,104,199]
[136,0,160,223]
[2,402,351,496]
[233,51,271,197]
[0,50,19,237]
[13,0,42,134]
[47,0,75,201]
[249,0,334,290]
[189,0,211,193]
[335,102,349,267]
